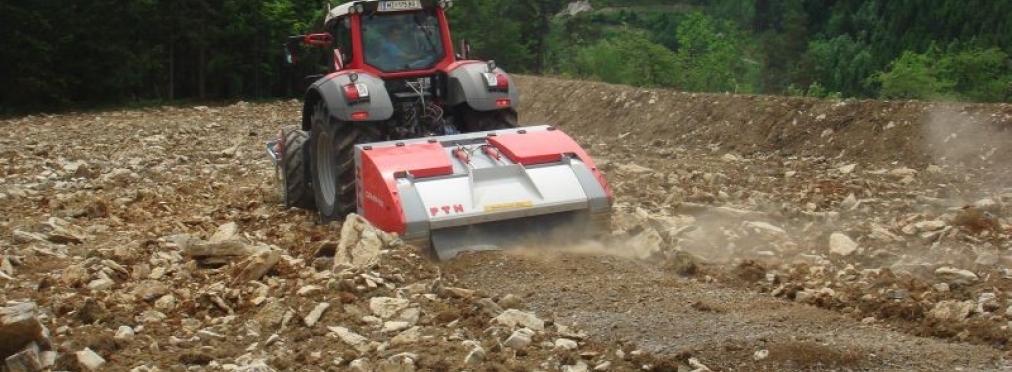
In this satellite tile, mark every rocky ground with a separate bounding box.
[1,76,1011,371]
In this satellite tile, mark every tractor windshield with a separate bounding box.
[362,12,445,72]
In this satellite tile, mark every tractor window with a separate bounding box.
[362,12,445,72]
[329,18,354,69]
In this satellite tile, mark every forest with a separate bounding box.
[2,0,1010,113]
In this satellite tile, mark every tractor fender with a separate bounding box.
[445,62,519,111]
[303,71,394,129]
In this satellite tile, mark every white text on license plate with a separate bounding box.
[379,0,422,12]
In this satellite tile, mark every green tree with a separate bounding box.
[937,47,1011,102]
[674,12,751,93]
[872,51,954,100]
[572,29,679,87]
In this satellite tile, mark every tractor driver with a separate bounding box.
[379,24,419,64]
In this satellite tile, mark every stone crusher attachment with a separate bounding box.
[270,125,613,259]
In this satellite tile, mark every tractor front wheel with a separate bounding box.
[309,102,376,222]
[280,129,314,209]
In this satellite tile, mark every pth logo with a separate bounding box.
[430,204,464,216]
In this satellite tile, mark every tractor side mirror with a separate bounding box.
[304,33,334,47]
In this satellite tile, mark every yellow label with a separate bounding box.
[483,200,533,212]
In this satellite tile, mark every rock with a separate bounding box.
[5,343,42,372]
[379,353,417,372]
[839,193,858,210]
[303,303,330,327]
[369,297,410,319]
[913,220,947,232]
[184,223,260,264]
[395,307,420,326]
[498,294,524,310]
[837,164,856,174]
[297,285,323,296]
[562,362,589,372]
[753,349,769,361]
[493,309,545,331]
[235,361,276,372]
[829,233,858,257]
[75,348,105,371]
[233,249,281,283]
[935,267,978,285]
[721,153,740,162]
[628,228,664,259]
[928,300,975,322]
[382,321,410,333]
[115,326,135,341]
[335,214,387,268]
[0,303,46,360]
[442,287,475,299]
[975,252,999,267]
[889,168,917,178]
[464,346,485,365]
[688,358,712,372]
[86,277,115,290]
[136,310,167,323]
[593,361,612,371]
[133,281,170,301]
[555,338,578,350]
[973,198,997,209]
[503,328,535,349]
[556,324,588,340]
[44,217,89,244]
[328,326,371,354]
[350,358,373,372]
[390,327,422,346]
[154,294,176,311]
[868,225,903,242]
[743,221,787,235]
[617,163,653,174]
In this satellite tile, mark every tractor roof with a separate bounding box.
[327,0,437,24]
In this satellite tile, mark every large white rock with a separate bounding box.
[554,338,579,350]
[335,214,387,268]
[503,328,535,349]
[75,348,106,371]
[935,267,979,285]
[303,303,330,327]
[390,327,422,346]
[493,309,544,332]
[328,326,371,354]
[927,300,975,322]
[828,233,858,257]
[114,326,135,341]
[369,297,410,319]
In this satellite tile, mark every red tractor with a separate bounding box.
[270,0,612,259]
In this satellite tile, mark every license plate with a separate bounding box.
[378,0,422,12]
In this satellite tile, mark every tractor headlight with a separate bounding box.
[355,4,364,13]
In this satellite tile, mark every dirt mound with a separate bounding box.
[518,75,1012,169]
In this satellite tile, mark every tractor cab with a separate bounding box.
[323,0,456,77]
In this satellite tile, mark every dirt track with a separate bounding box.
[1,76,1011,371]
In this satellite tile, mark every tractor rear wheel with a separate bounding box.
[280,129,314,209]
[309,102,376,223]
[461,107,518,132]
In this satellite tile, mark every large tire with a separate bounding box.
[309,102,377,222]
[280,129,315,209]
[460,107,518,132]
